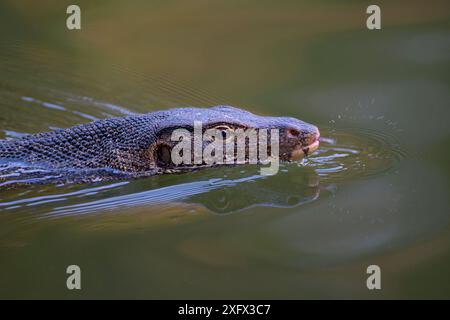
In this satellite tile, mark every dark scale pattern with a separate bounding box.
[0,114,161,172]
[0,106,320,182]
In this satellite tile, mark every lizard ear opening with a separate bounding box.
[156,143,173,167]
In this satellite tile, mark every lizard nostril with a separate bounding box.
[287,129,300,138]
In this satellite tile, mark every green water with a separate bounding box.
[0,1,449,299]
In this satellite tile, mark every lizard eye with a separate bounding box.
[212,125,235,142]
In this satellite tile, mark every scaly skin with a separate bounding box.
[0,106,320,183]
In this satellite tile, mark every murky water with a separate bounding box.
[0,1,449,299]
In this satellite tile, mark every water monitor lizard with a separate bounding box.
[0,106,320,184]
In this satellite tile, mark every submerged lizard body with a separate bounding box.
[0,106,319,185]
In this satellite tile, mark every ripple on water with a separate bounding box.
[308,127,406,181]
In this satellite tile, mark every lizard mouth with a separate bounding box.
[289,139,320,161]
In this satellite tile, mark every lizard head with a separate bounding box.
[150,105,320,171]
